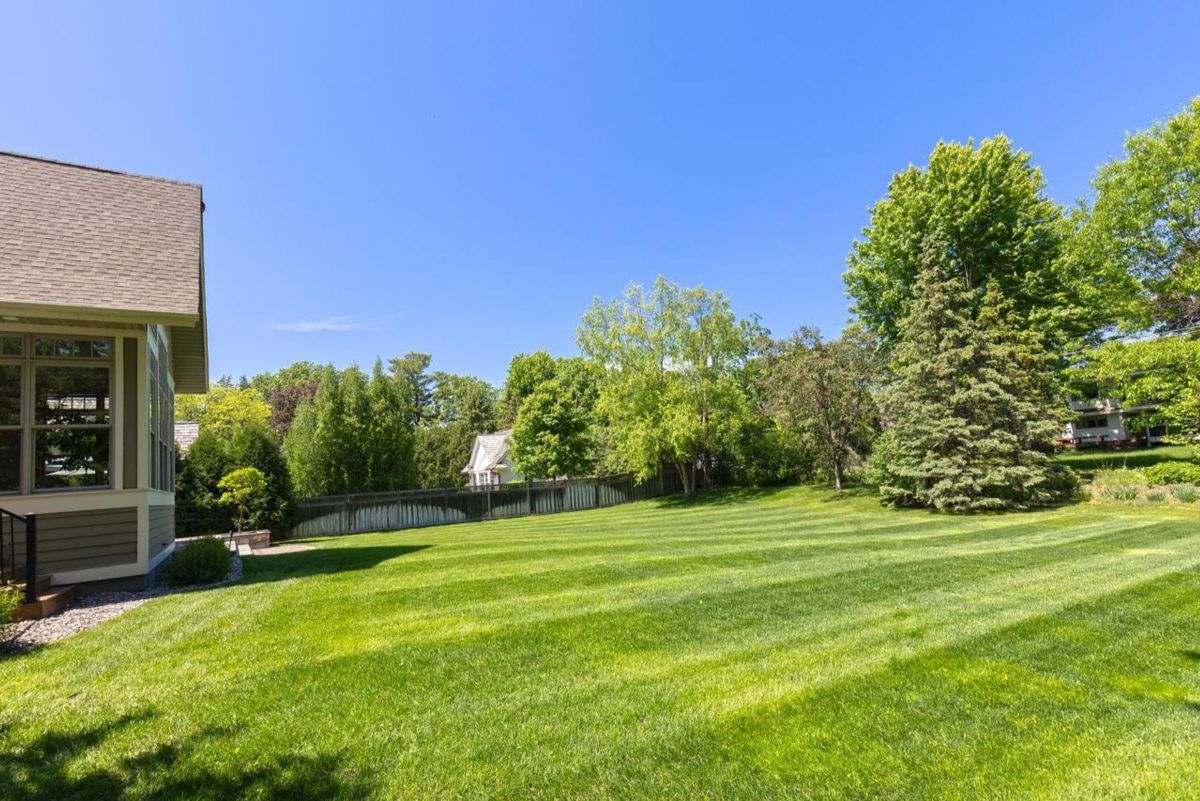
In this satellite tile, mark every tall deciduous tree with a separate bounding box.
[577,277,762,495]
[390,352,434,427]
[1069,98,1200,333]
[845,135,1085,352]
[761,326,881,490]
[511,358,603,479]
[873,257,1077,512]
[500,351,558,426]
[428,372,499,432]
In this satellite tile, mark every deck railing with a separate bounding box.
[0,507,37,603]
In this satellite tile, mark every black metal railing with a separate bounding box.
[0,507,37,604]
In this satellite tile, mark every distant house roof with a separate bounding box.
[462,429,513,474]
[0,151,208,392]
[175,421,201,456]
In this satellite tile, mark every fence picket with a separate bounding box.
[288,472,681,538]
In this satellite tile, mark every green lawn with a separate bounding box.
[3,488,1200,800]
[1057,444,1196,479]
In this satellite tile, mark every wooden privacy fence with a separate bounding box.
[288,472,683,538]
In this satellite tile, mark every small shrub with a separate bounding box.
[218,466,268,533]
[0,583,21,624]
[1102,485,1140,502]
[1091,467,1147,489]
[1170,484,1199,503]
[1145,490,1166,503]
[167,536,232,586]
[1144,461,1200,487]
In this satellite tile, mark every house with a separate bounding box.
[174,420,201,456]
[462,429,523,488]
[0,151,207,605]
[1061,397,1166,448]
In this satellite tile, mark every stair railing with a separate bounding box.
[0,507,37,604]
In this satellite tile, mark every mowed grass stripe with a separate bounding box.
[2,487,1199,800]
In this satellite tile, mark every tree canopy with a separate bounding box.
[1069,98,1200,333]
[845,135,1085,352]
[578,277,763,494]
[284,362,417,497]
[760,326,881,490]
[511,358,603,479]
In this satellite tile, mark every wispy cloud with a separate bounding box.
[269,317,369,333]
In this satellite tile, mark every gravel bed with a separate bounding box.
[0,555,242,657]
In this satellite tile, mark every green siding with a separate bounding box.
[149,505,174,559]
[12,506,138,575]
[123,337,139,490]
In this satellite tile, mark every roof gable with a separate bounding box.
[0,152,203,319]
[462,429,513,473]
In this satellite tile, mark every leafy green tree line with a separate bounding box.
[173,96,1199,521]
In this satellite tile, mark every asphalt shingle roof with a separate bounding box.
[0,151,203,318]
[463,429,513,473]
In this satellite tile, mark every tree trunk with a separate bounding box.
[832,459,843,491]
[675,460,694,496]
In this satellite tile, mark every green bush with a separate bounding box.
[1102,485,1140,502]
[0,583,21,624]
[1170,484,1199,503]
[167,536,232,586]
[1144,461,1200,487]
[176,423,294,537]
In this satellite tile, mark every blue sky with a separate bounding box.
[2,2,1198,385]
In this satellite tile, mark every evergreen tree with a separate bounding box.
[285,364,417,497]
[876,256,1078,511]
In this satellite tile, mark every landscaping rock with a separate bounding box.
[0,556,243,657]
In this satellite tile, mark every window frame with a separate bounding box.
[0,343,24,495]
[0,332,116,494]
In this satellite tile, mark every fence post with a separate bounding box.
[24,514,37,603]
[527,484,533,516]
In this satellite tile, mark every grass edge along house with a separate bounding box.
[0,152,207,611]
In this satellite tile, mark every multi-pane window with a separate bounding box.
[0,333,113,492]
[148,328,174,492]
[0,337,22,492]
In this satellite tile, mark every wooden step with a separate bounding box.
[13,584,75,621]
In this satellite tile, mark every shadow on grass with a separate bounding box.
[1058,446,1193,479]
[240,544,434,585]
[0,711,373,801]
[657,485,798,508]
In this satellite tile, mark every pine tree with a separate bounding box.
[877,253,1078,511]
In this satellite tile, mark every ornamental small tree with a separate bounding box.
[217,466,268,534]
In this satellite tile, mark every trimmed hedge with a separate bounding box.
[168,536,232,586]
[1144,461,1200,487]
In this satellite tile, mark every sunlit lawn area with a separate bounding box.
[1056,444,1195,479]
[3,487,1200,799]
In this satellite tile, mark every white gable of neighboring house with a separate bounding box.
[175,421,201,456]
[462,429,523,486]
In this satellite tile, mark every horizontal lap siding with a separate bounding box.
[8,506,138,574]
[149,505,174,560]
